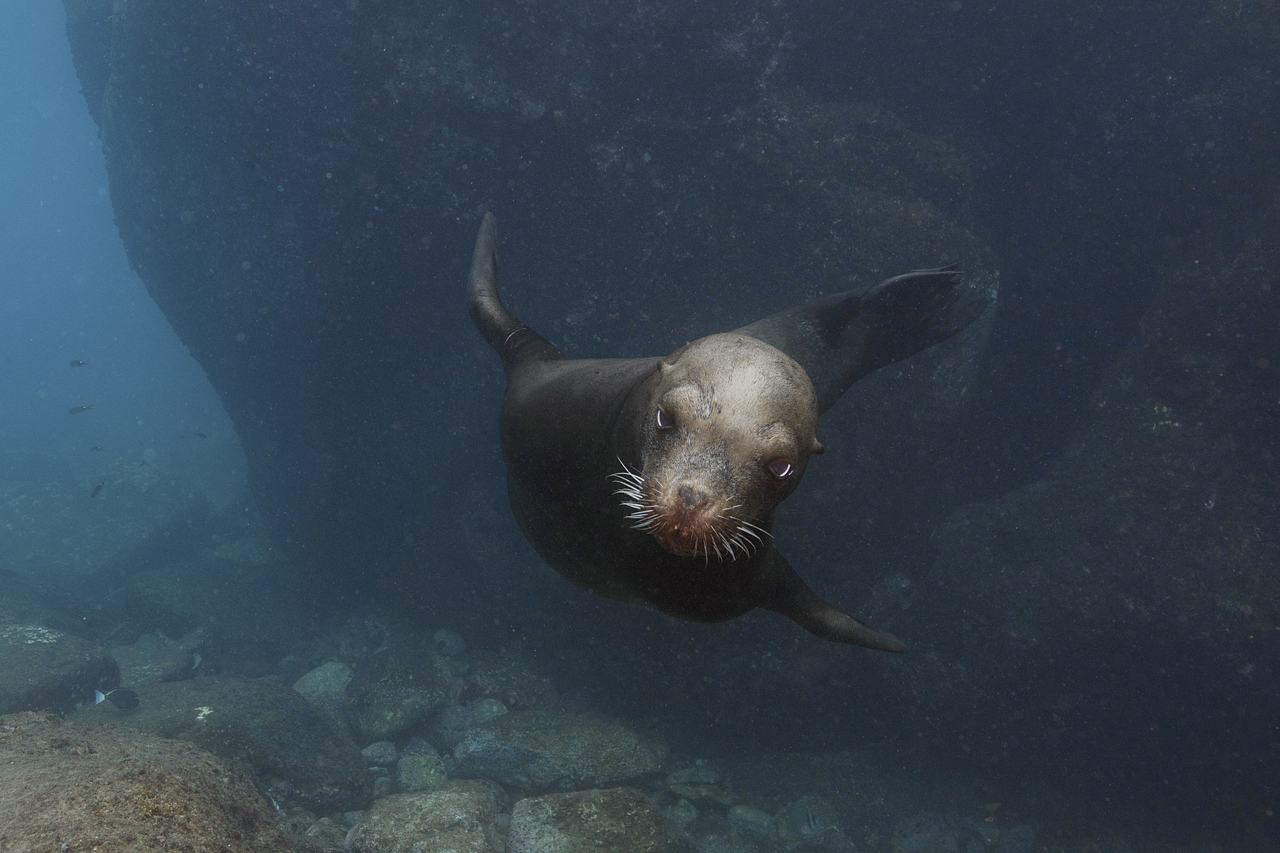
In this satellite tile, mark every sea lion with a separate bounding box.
[468,213,987,652]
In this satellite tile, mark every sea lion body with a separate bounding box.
[501,335,818,623]
[468,213,987,652]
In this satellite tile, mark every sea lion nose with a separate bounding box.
[677,484,707,509]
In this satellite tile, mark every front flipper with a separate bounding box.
[760,551,908,653]
[735,265,988,414]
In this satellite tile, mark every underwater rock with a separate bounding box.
[361,740,398,766]
[508,787,669,853]
[999,824,1037,853]
[108,632,194,687]
[433,628,467,658]
[463,649,559,710]
[431,703,469,751]
[432,696,511,751]
[727,805,774,840]
[293,660,354,736]
[73,675,369,813]
[395,740,448,792]
[301,815,351,849]
[665,798,698,830]
[58,0,1280,825]
[666,763,732,806]
[0,458,210,580]
[347,644,457,742]
[0,711,296,852]
[453,709,667,792]
[901,232,1280,799]
[0,619,118,715]
[276,805,357,849]
[775,795,851,851]
[110,561,301,674]
[892,811,966,853]
[345,781,504,853]
[59,0,996,594]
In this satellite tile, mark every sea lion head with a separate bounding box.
[613,333,825,560]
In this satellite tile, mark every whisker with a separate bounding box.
[712,506,768,559]
[612,460,663,534]
[736,518,773,540]
[611,460,771,561]
[719,530,737,560]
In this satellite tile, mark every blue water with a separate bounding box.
[0,3,245,507]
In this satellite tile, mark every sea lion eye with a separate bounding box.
[655,408,674,430]
[767,459,794,479]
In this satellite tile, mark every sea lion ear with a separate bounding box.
[810,438,825,455]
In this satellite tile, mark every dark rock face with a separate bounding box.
[902,223,1280,803]
[59,0,994,591]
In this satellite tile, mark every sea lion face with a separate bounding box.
[613,333,824,560]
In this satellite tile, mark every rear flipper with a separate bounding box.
[466,212,561,373]
[760,551,908,653]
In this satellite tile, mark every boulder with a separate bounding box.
[775,796,850,852]
[347,644,456,742]
[453,709,667,792]
[431,697,510,751]
[892,812,966,853]
[508,787,669,853]
[0,618,118,714]
[109,632,194,687]
[396,739,448,793]
[345,781,504,853]
[665,764,730,806]
[361,740,398,766]
[0,711,295,852]
[293,660,354,736]
[432,628,467,658]
[74,675,369,813]
[462,650,559,710]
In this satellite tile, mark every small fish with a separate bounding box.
[195,432,208,439]
[69,359,88,367]
[94,687,140,711]
[68,405,93,415]
[90,446,104,452]
[90,480,105,498]
[797,808,830,838]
